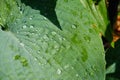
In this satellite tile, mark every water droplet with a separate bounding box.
[63,38,66,41]
[57,69,62,75]
[64,64,69,69]
[91,65,97,71]
[10,13,13,16]
[20,11,22,14]
[20,43,24,47]
[37,50,40,54]
[51,31,57,36]
[90,72,94,76]
[85,68,94,76]
[59,37,63,41]
[43,17,47,20]
[34,58,37,61]
[43,35,49,41]
[29,17,32,20]
[54,44,59,49]
[76,74,79,77]
[38,62,41,65]
[30,25,34,28]
[22,25,27,29]
[71,24,77,29]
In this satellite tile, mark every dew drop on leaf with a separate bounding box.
[90,72,94,76]
[64,64,69,69]
[37,49,41,54]
[29,17,32,20]
[22,25,27,29]
[86,68,94,76]
[43,35,49,41]
[57,69,62,75]
[20,11,22,14]
[30,25,34,28]
[20,43,24,47]
[33,57,38,61]
[62,37,66,41]
[51,31,57,36]
[91,65,97,71]
[71,66,74,69]
[54,44,59,49]
[76,74,79,77]
[10,13,13,16]
[38,62,41,65]
[71,24,77,29]
[43,17,47,20]
[59,37,63,41]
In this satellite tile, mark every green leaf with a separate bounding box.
[0,0,106,80]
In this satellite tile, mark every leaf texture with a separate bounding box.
[0,0,107,80]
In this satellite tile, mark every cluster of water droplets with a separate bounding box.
[83,65,98,78]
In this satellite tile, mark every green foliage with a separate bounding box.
[0,0,111,80]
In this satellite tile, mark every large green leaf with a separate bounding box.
[0,0,107,80]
